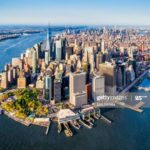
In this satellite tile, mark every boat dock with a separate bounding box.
[116,102,144,113]
[69,121,80,130]
[45,121,51,135]
[78,119,92,129]
[100,115,112,124]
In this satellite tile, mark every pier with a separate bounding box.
[45,120,51,135]
[116,102,144,113]
[78,119,92,129]
[100,115,112,124]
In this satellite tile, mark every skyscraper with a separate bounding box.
[17,71,26,89]
[32,50,37,74]
[69,72,87,108]
[92,75,105,101]
[44,75,52,101]
[99,63,117,95]
[46,27,52,60]
[55,39,62,61]
[0,72,8,89]
[45,51,49,66]
[45,26,52,65]
[54,80,62,103]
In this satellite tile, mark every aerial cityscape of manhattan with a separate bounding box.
[0,0,150,150]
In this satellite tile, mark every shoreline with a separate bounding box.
[0,70,149,136]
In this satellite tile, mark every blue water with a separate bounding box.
[0,26,150,150]
[139,78,150,87]
[0,32,46,70]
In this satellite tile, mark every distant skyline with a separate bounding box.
[0,0,150,25]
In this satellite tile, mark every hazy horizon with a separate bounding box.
[1,0,150,26]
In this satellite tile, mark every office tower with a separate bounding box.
[0,72,8,89]
[96,52,103,70]
[13,68,17,82]
[44,75,52,101]
[92,76,105,101]
[45,51,49,66]
[4,64,9,71]
[33,44,40,59]
[128,65,135,82]
[17,71,26,89]
[85,83,92,100]
[62,76,69,100]
[32,50,37,74]
[45,27,52,61]
[121,63,127,87]
[116,66,123,89]
[7,69,13,83]
[101,39,105,53]
[54,80,62,103]
[128,47,134,59]
[99,63,117,95]
[69,72,87,108]
[20,53,25,60]
[61,38,66,59]
[88,54,95,73]
[55,39,62,61]
[126,69,131,85]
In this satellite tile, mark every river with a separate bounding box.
[0,27,150,150]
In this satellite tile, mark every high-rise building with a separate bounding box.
[44,75,52,101]
[0,72,8,89]
[101,39,105,53]
[32,50,37,74]
[96,52,103,70]
[99,63,117,95]
[69,72,87,108]
[7,69,13,84]
[45,27,52,61]
[55,39,62,61]
[17,71,26,89]
[92,75,105,101]
[45,51,49,66]
[54,80,62,103]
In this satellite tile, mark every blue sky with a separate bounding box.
[0,0,150,25]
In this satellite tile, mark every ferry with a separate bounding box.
[63,123,73,137]
[64,129,73,137]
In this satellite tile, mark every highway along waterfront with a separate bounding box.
[0,27,150,150]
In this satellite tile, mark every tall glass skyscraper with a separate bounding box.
[44,75,52,101]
